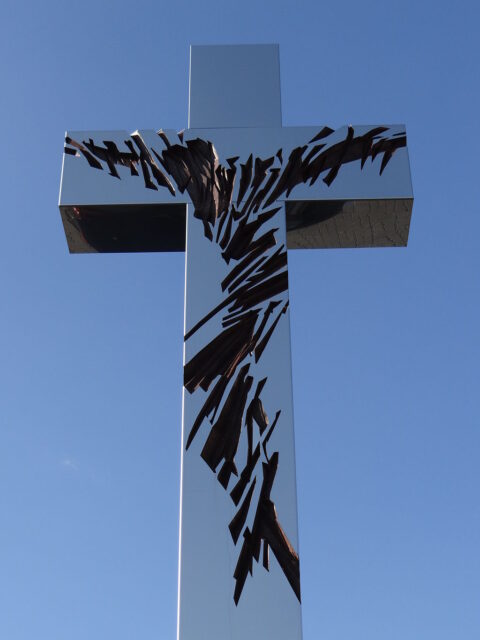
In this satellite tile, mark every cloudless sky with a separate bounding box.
[0,1,479,639]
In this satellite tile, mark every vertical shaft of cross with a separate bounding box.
[177,45,303,640]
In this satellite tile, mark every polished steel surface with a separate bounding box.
[60,126,412,207]
[189,45,282,128]
[179,204,302,640]
[286,198,413,249]
[179,43,302,640]
[59,125,413,253]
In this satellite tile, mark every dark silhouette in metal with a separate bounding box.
[65,125,405,604]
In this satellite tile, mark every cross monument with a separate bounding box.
[58,44,413,640]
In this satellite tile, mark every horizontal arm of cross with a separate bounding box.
[59,124,413,253]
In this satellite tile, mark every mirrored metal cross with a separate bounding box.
[59,44,413,640]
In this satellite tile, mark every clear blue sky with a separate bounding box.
[1,1,479,638]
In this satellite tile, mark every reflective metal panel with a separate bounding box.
[189,45,282,129]
[59,125,413,252]
[183,125,413,201]
[286,198,413,249]
[179,203,302,640]
[60,204,186,253]
[60,129,183,207]
[60,126,412,207]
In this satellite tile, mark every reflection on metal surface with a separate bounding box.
[65,125,406,229]
[60,124,413,254]
[179,194,296,602]
[65,134,175,193]
[64,123,407,604]
[180,196,294,603]
[60,204,186,253]
[189,45,282,129]
[286,198,413,249]
[234,452,300,605]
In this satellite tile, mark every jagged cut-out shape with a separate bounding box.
[65,123,405,604]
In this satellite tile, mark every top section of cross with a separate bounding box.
[58,44,413,253]
[189,45,282,129]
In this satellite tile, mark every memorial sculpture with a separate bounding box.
[59,44,413,640]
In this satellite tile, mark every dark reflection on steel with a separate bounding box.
[65,122,406,604]
[200,364,253,489]
[233,453,300,605]
[229,478,257,544]
[286,199,413,249]
[60,204,186,253]
[65,124,406,233]
[262,410,281,461]
[255,300,289,363]
[184,311,259,393]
